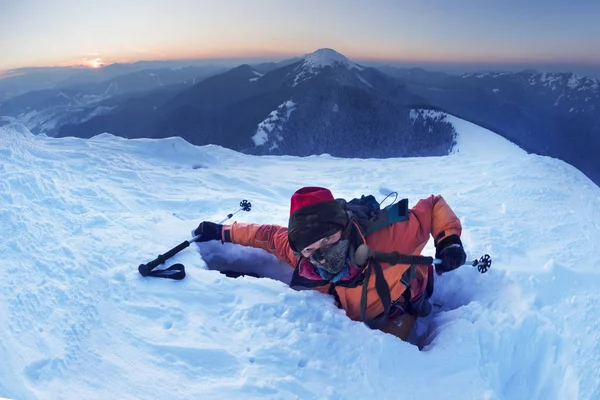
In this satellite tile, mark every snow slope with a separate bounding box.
[1,118,599,400]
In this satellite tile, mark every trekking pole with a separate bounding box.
[191,200,251,241]
[355,245,491,274]
[431,254,491,273]
[138,200,252,280]
[466,254,492,273]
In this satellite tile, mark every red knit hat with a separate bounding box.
[287,187,348,251]
[289,187,335,215]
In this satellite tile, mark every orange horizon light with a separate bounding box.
[82,57,106,69]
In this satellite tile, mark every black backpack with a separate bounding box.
[336,193,409,235]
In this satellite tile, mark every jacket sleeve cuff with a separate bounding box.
[435,234,462,249]
[434,230,461,247]
[222,225,232,243]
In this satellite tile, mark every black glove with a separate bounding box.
[191,221,223,243]
[435,234,466,275]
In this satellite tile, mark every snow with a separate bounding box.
[251,100,296,147]
[16,110,41,126]
[409,109,446,122]
[251,129,268,146]
[447,115,526,156]
[302,48,359,70]
[293,48,364,86]
[538,72,562,90]
[148,73,163,87]
[568,74,584,89]
[529,72,600,93]
[567,74,600,91]
[79,106,117,123]
[102,82,119,96]
[1,117,600,400]
[555,93,565,106]
[465,71,599,97]
[249,71,263,83]
[356,74,372,88]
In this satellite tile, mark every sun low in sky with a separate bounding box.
[82,58,106,69]
[1,0,600,72]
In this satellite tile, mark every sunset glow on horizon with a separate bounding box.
[2,0,600,73]
[81,58,107,69]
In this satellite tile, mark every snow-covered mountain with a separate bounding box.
[291,48,364,86]
[57,49,451,159]
[399,69,600,185]
[1,117,599,399]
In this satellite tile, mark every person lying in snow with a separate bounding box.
[192,186,466,341]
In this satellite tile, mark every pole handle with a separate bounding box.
[138,240,190,275]
[138,199,252,279]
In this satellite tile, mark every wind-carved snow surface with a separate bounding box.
[251,100,296,150]
[292,48,364,86]
[1,117,600,400]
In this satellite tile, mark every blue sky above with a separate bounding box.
[1,0,599,71]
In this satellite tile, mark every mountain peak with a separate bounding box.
[292,48,363,86]
[302,48,353,68]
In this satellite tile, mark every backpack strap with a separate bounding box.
[360,259,392,329]
[364,198,409,235]
[359,259,418,329]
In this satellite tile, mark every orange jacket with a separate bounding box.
[221,195,461,322]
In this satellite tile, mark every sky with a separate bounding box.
[2,112,600,399]
[2,0,600,72]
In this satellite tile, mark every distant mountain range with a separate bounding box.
[1,48,599,185]
[55,49,457,158]
[394,69,600,184]
[0,66,225,136]
[0,59,259,101]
